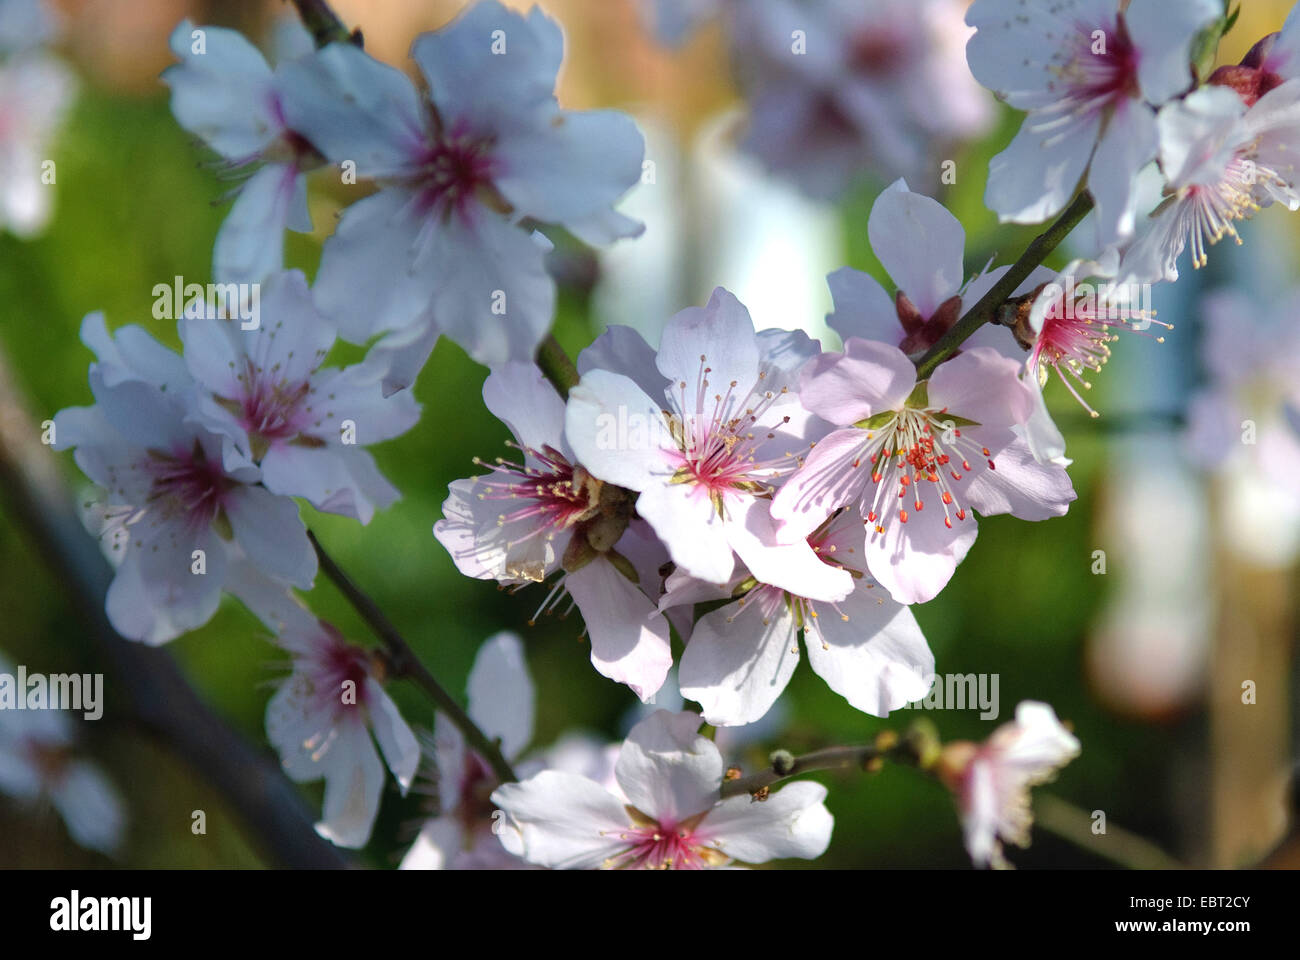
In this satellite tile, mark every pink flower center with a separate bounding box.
[666,357,794,509]
[235,362,312,447]
[311,628,372,720]
[1059,16,1139,110]
[414,121,497,218]
[473,443,603,543]
[607,816,719,870]
[145,441,233,531]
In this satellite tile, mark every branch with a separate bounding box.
[537,333,582,399]
[287,0,362,47]
[308,533,518,785]
[914,191,1095,380]
[0,349,349,869]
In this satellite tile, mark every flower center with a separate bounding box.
[414,121,498,217]
[145,440,233,531]
[605,809,725,870]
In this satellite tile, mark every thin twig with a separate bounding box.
[915,191,1096,380]
[308,532,518,785]
[537,333,582,399]
[1035,794,1185,870]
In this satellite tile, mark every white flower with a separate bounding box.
[1120,81,1300,284]
[276,0,645,385]
[966,0,1221,248]
[670,507,934,726]
[492,710,833,869]
[435,361,673,701]
[0,656,125,856]
[938,700,1080,869]
[238,575,420,849]
[179,269,419,524]
[52,315,317,644]
[401,632,536,870]
[163,19,325,284]
[566,288,832,595]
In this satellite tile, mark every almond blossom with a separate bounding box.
[163,19,323,284]
[1119,81,1300,284]
[235,574,420,849]
[52,315,317,644]
[936,700,1080,869]
[491,710,833,869]
[965,0,1221,249]
[179,269,419,524]
[671,507,934,726]
[1207,4,1300,107]
[0,656,125,857]
[771,341,1075,604]
[566,288,835,596]
[826,178,1054,360]
[276,0,645,386]
[435,362,673,701]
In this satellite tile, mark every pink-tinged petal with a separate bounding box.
[467,632,535,757]
[985,110,1101,225]
[399,816,462,870]
[756,327,822,386]
[654,288,760,398]
[483,363,568,461]
[565,557,673,702]
[214,163,307,285]
[176,312,240,399]
[636,479,736,584]
[434,475,567,583]
[864,482,978,605]
[770,428,873,543]
[411,2,563,131]
[426,216,556,367]
[799,338,916,425]
[614,710,721,821]
[1087,98,1157,249]
[312,188,439,344]
[364,319,440,397]
[490,771,631,869]
[961,430,1076,520]
[260,444,397,525]
[804,586,933,716]
[277,42,425,176]
[868,179,965,318]
[366,680,420,793]
[163,20,277,158]
[997,701,1082,770]
[826,266,899,345]
[729,498,852,603]
[1156,86,1246,187]
[80,312,191,393]
[1126,0,1219,105]
[494,108,644,229]
[316,719,385,848]
[86,373,191,454]
[566,369,675,491]
[679,591,800,727]
[700,780,832,864]
[224,557,318,638]
[223,483,316,587]
[104,542,212,645]
[577,324,667,398]
[926,346,1032,428]
[1020,378,1072,468]
[119,520,226,645]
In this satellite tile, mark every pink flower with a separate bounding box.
[491,710,833,869]
[771,341,1075,604]
[435,362,672,701]
[672,507,933,725]
[937,700,1080,869]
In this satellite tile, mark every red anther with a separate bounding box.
[852,458,861,468]
[941,491,952,505]
[950,471,962,481]
[944,517,952,529]
[961,460,971,471]
[987,460,996,470]
[900,475,910,486]
[898,509,909,523]
[867,510,877,522]
[871,472,883,483]
[927,472,939,482]
[956,509,966,520]
[914,499,923,511]
[981,447,990,456]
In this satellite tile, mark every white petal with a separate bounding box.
[467,631,535,757]
[701,780,832,864]
[614,710,721,822]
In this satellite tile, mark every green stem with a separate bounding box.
[914,191,1095,380]
[308,532,517,785]
[537,333,582,399]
